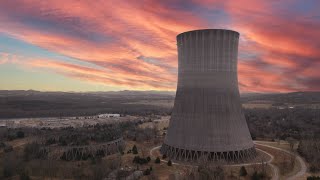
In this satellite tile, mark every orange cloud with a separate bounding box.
[0,0,319,92]
[27,59,176,90]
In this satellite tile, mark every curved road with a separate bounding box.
[254,142,307,180]
[149,146,279,179]
[150,142,307,180]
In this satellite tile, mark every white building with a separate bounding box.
[97,113,120,118]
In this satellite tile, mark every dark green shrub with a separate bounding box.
[132,145,138,154]
[16,131,25,138]
[19,171,31,180]
[310,165,320,173]
[133,156,148,165]
[239,166,247,176]
[251,171,265,180]
[155,157,161,164]
[307,176,320,180]
[146,156,151,162]
[45,138,56,145]
[162,154,167,159]
[7,134,16,141]
[144,169,151,175]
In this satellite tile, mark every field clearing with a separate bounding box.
[242,103,272,109]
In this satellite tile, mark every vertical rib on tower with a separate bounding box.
[161,29,255,162]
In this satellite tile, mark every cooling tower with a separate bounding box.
[161,29,255,162]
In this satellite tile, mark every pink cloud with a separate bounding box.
[0,0,319,92]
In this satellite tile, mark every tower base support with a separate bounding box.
[160,143,256,163]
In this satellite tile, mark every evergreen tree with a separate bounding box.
[239,166,247,176]
[162,154,167,159]
[132,145,138,154]
[155,157,161,164]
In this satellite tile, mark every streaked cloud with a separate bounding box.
[0,0,319,92]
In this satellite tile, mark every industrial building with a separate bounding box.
[161,29,256,162]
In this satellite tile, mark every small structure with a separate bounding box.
[97,113,120,118]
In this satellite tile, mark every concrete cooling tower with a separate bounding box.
[161,29,256,162]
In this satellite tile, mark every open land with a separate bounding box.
[0,91,319,179]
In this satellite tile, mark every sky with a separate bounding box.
[0,0,319,93]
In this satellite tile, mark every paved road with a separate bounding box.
[150,142,307,180]
[149,145,279,179]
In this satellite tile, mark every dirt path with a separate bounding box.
[254,142,307,180]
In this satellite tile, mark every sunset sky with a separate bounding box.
[0,0,319,92]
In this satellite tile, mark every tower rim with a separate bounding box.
[177,29,240,39]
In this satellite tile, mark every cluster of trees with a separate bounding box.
[0,142,13,153]
[143,166,153,175]
[125,127,157,142]
[126,145,139,155]
[0,123,148,179]
[184,164,224,180]
[245,108,320,140]
[44,124,122,146]
[24,142,48,161]
[307,176,320,180]
[1,145,33,179]
[152,156,170,166]
[251,170,267,180]
[0,90,174,118]
[181,163,269,180]
[161,154,173,166]
[132,156,151,165]
[4,130,25,141]
[298,139,320,172]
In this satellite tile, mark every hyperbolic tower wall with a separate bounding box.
[161,29,255,162]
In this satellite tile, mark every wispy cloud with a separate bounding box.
[0,0,319,92]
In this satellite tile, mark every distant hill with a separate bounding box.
[241,91,320,104]
[0,90,319,118]
[0,90,175,97]
[0,90,175,119]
